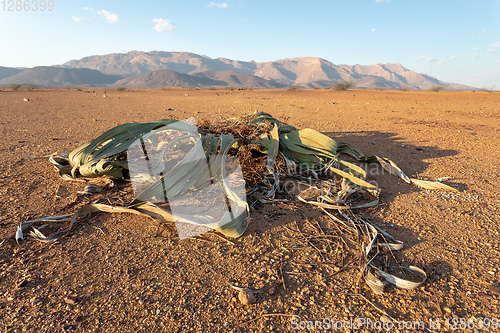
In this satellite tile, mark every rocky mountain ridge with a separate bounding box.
[0,51,472,90]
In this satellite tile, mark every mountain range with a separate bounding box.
[0,67,121,86]
[0,51,472,90]
[0,66,23,80]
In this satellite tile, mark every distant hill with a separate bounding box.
[337,63,468,90]
[0,66,23,80]
[112,69,218,88]
[188,70,284,88]
[62,51,472,90]
[112,68,283,89]
[0,66,122,86]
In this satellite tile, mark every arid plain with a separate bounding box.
[0,88,499,332]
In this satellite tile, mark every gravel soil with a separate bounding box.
[0,88,499,332]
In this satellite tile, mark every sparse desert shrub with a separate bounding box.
[26,85,38,91]
[116,86,127,92]
[428,85,445,92]
[287,85,299,91]
[9,84,22,91]
[400,84,412,91]
[331,80,355,91]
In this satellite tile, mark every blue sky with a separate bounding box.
[0,0,499,87]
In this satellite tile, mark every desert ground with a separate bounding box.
[0,88,499,332]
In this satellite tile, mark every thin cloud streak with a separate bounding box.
[81,7,119,24]
[207,2,228,8]
[415,56,436,63]
[98,10,119,24]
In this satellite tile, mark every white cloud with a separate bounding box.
[207,2,228,8]
[415,56,436,63]
[97,9,119,23]
[416,55,456,64]
[370,28,376,32]
[82,7,119,23]
[375,0,391,3]
[471,53,480,59]
[437,58,446,65]
[491,42,500,48]
[72,16,82,22]
[152,18,175,33]
[421,55,457,65]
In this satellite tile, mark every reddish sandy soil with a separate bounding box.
[0,88,499,332]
